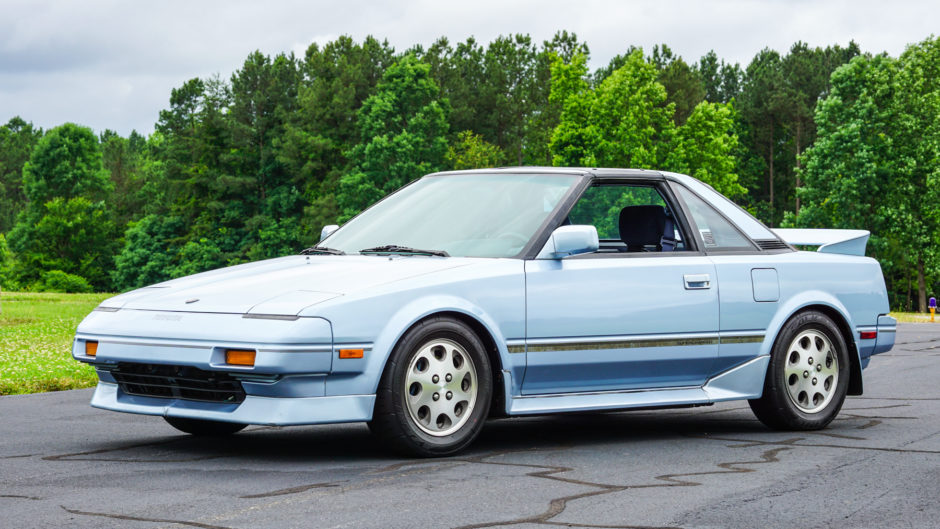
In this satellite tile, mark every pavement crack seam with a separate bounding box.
[697,435,940,454]
[0,494,41,500]
[445,445,790,529]
[842,404,911,411]
[43,439,225,463]
[187,449,561,525]
[60,506,235,529]
[852,397,940,401]
[837,411,917,431]
[240,481,342,499]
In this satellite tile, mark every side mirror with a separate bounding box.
[537,225,599,259]
[320,224,339,242]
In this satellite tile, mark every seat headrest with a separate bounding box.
[619,205,667,248]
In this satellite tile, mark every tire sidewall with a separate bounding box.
[768,311,850,427]
[383,318,493,455]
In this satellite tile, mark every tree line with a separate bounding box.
[0,32,937,310]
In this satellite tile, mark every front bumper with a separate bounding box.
[74,309,375,425]
[90,382,374,425]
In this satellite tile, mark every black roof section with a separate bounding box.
[425,166,667,180]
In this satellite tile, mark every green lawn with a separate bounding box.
[890,311,939,323]
[0,291,110,395]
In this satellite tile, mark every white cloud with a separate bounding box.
[0,0,935,135]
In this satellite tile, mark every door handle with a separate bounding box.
[684,274,711,290]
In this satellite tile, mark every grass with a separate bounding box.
[0,291,110,395]
[890,311,939,323]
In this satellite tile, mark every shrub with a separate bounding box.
[34,270,93,293]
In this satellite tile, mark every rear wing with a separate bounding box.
[772,229,870,256]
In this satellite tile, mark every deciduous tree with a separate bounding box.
[0,117,42,233]
[792,38,940,311]
[338,55,450,221]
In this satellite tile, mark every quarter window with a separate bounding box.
[674,185,754,250]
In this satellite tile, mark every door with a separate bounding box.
[521,181,720,394]
[670,183,776,375]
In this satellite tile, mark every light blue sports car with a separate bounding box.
[73,168,896,455]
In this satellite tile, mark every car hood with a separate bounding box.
[101,255,472,316]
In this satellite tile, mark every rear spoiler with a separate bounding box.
[772,229,870,256]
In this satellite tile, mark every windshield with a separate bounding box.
[323,172,580,258]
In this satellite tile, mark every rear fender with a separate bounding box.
[761,290,863,396]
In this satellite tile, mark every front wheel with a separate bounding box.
[749,310,850,430]
[164,416,247,436]
[369,317,493,456]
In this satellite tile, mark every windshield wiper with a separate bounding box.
[360,245,449,257]
[300,246,345,255]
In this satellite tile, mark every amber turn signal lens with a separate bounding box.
[225,349,256,366]
[85,341,98,357]
[338,348,364,359]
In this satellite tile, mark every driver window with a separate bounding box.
[567,184,688,253]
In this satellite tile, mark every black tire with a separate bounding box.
[369,317,493,457]
[164,416,247,436]
[749,310,850,430]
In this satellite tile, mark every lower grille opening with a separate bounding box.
[111,363,246,404]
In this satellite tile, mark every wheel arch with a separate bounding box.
[404,311,508,417]
[366,298,517,414]
[768,301,863,396]
[796,304,863,396]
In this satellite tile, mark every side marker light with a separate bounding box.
[338,349,364,359]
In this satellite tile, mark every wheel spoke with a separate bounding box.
[794,378,810,405]
[437,400,459,422]
[409,385,435,409]
[449,373,473,400]
[452,356,471,379]
[784,362,803,380]
[408,366,436,387]
[819,352,838,376]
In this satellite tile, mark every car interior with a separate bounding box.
[566,183,688,253]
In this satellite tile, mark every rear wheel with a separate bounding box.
[164,416,247,436]
[369,317,492,456]
[749,310,850,430]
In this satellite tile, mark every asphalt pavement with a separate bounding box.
[2,324,938,529]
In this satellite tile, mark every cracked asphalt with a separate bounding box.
[2,323,938,529]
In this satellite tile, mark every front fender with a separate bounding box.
[318,295,522,398]
[365,295,521,395]
[306,260,527,398]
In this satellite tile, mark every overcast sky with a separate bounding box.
[0,0,935,136]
